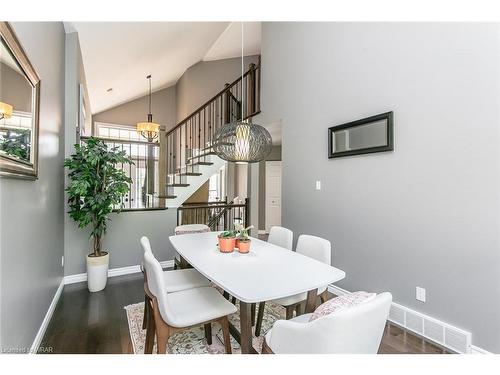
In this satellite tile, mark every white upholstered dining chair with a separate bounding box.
[262,292,392,354]
[140,236,211,352]
[255,234,331,336]
[173,224,210,269]
[142,241,237,354]
[267,226,294,250]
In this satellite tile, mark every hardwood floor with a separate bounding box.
[40,273,449,354]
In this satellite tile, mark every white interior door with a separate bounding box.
[265,161,282,233]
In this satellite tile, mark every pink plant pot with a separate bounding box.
[218,237,236,253]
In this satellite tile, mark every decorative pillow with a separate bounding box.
[309,291,376,322]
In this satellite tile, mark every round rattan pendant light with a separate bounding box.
[212,23,272,164]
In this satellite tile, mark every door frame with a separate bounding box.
[265,160,282,233]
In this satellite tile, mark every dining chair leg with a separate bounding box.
[261,337,275,354]
[142,293,150,330]
[251,303,256,326]
[204,323,212,345]
[295,303,302,316]
[285,305,295,320]
[144,303,155,354]
[305,289,317,314]
[152,298,170,354]
[220,317,232,354]
[255,302,265,337]
[320,290,329,304]
[156,329,168,354]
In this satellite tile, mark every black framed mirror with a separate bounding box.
[328,112,394,159]
[0,22,41,179]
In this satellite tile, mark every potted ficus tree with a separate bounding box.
[64,137,133,292]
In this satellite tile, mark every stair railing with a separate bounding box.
[163,62,260,199]
[176,198,250,232]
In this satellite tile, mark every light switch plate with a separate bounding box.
[316,180,321,190]
[416,287,426,302]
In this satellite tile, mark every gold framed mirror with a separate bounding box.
[0,22,41,179]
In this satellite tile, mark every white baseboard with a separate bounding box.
[327,284,492,354]
[258,230,267,235]
[30,279,64,354]
[64,260,175,285]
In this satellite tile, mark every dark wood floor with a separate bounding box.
[40,272,449,354]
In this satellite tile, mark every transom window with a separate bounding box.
[95,122,145,142]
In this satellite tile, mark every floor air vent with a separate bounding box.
[405,311,424,334]
[389,305,405,326]
[445,326,471,354]
[423,318,445,344]
[388,302,471,353]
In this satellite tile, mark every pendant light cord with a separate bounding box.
[148,75,152,115]
[241,21,245,118]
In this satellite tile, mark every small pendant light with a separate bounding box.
[212,23,272,164]
[137,75,160,142]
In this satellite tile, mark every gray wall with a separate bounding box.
[260,22,500,352]
[93,85,177,131]
[0,22,65,351]
[175,55,259,122]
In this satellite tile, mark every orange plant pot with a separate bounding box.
[218,236,236,253]
[237,240,251,253]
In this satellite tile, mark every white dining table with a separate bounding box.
[169,231,346,353]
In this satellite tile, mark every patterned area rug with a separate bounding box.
[124,300,286,354]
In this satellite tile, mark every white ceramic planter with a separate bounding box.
[86,252,109,292]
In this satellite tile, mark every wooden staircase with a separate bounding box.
[160,61,261,207]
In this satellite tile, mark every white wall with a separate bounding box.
[260,22,500,352]
[0,22,65,350]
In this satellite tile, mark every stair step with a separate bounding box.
[191,161,214,166]
[187,151,217,162]
[167,183,190,187]
[178,172,202,177]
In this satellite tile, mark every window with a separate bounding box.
[95,122,143,142]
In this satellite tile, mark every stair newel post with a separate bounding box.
[158,128,167,207]
[224,207,229,231]
[197,112,201,174]
[244,197,250,234]
[248,63,256,118]
[224,83,231,125]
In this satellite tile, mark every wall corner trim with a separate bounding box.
[30,279,65,354]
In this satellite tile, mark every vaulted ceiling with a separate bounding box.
[65,22,261,114]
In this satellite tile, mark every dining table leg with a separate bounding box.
[239,301,254,354]
[304,289,318,314]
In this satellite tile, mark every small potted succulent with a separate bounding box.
[235,223,254,254]
[218,230,236,253]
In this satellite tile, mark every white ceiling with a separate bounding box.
[203,22,261,61]
[66,22,261,114]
